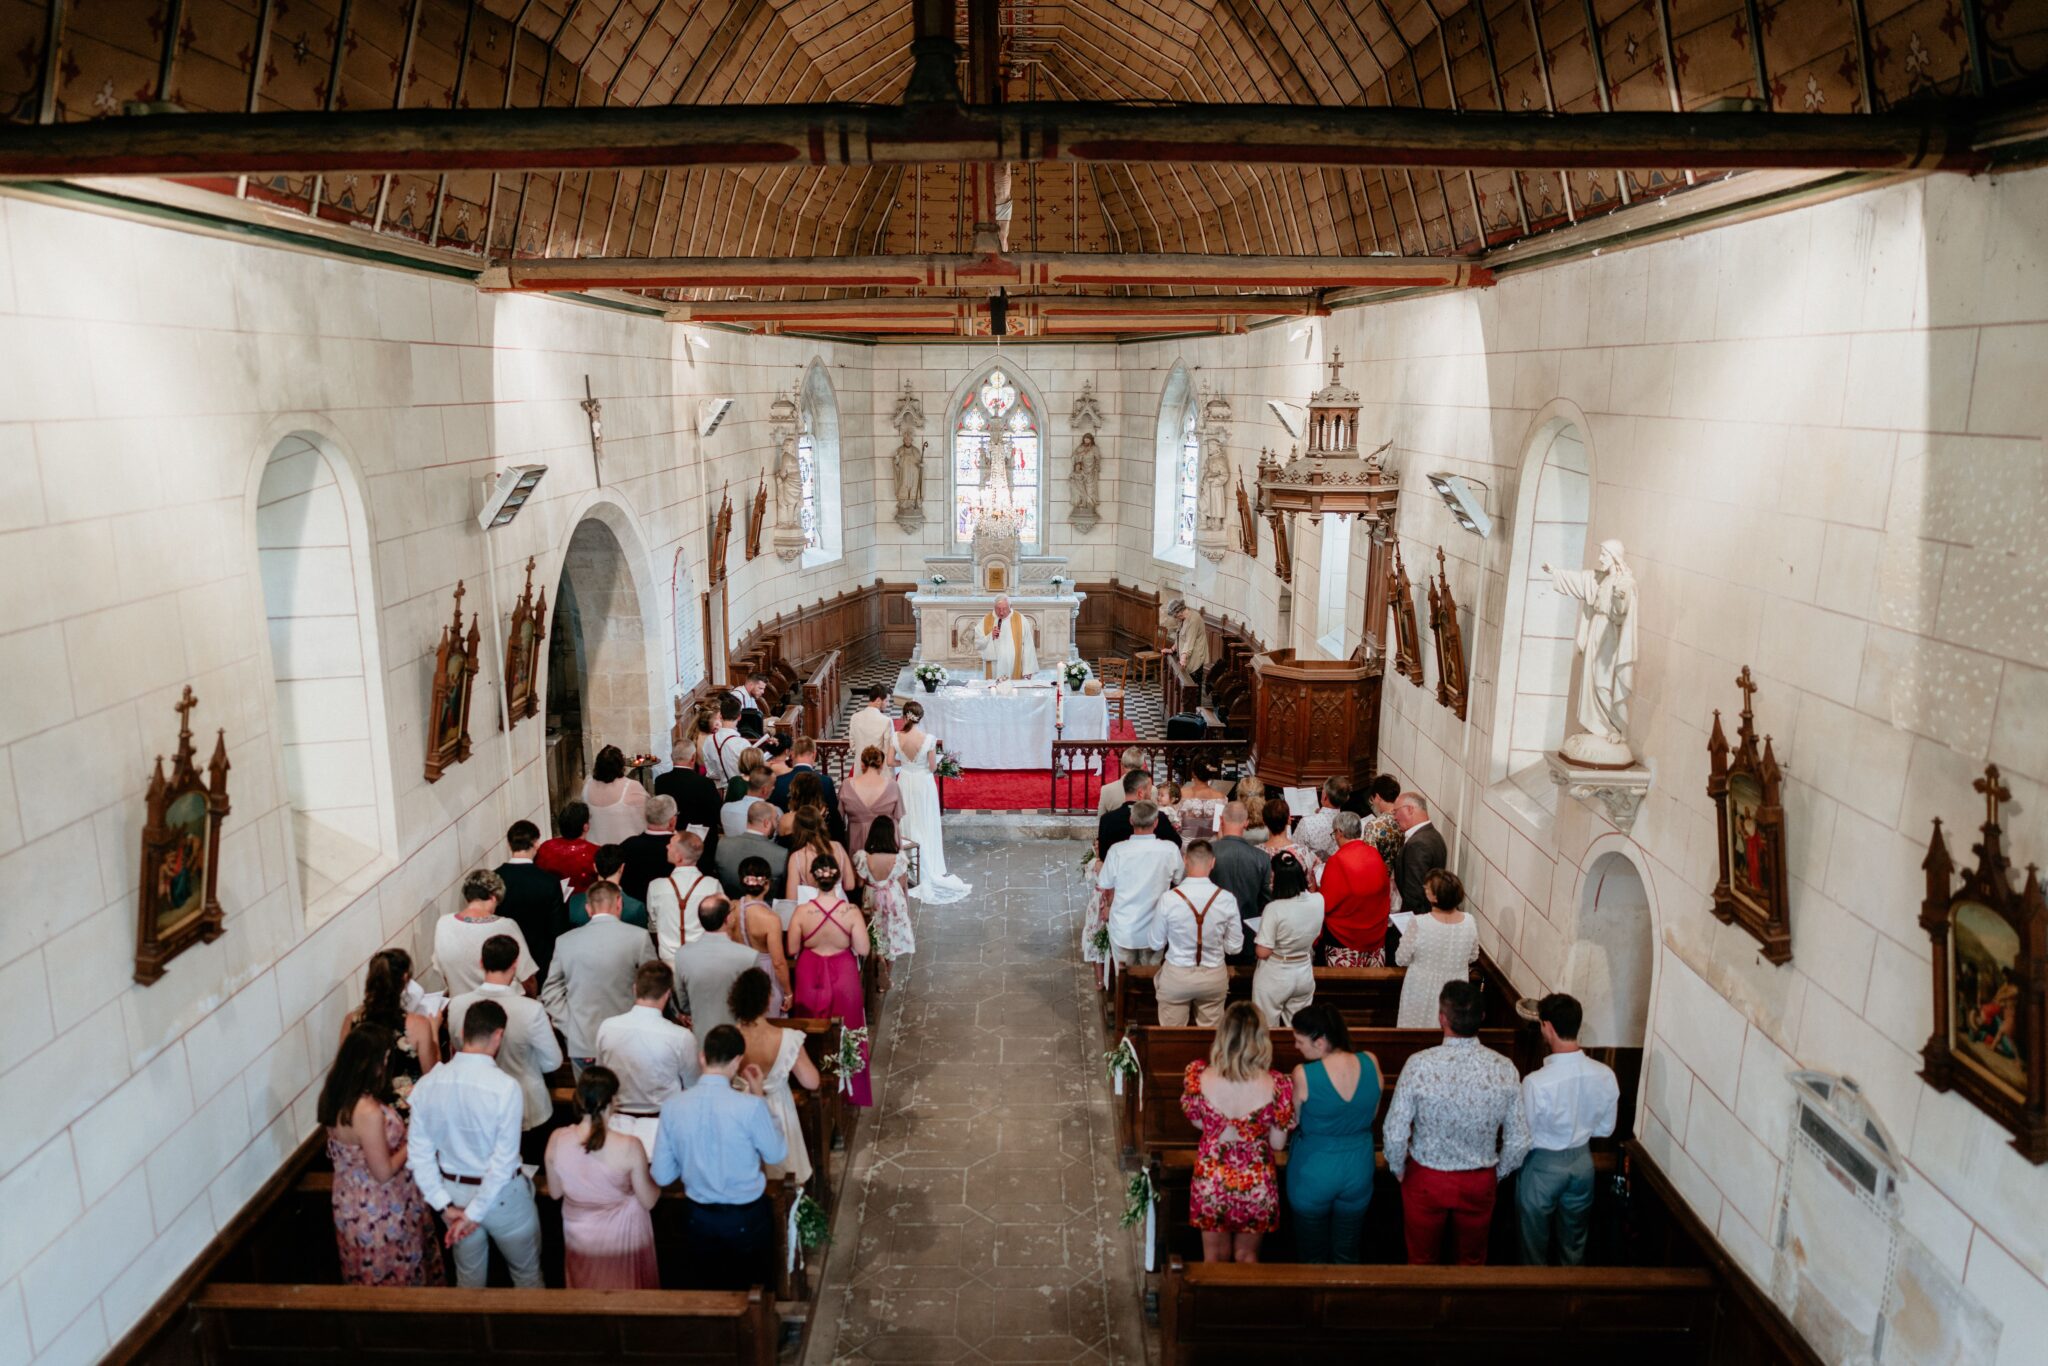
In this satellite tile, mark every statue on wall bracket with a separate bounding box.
[1069,380,1105,533]
[1194,382,1233,564]
[1546,539,1639,768]
[892,379,927,533]
[769,385,806,563]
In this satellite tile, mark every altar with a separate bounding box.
[892,667,1109,769]
[907,505,1085,674]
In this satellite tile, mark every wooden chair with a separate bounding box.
[1097,658,1130,723]
[1133,626,1169,684]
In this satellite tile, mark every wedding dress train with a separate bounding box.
[896,732,971,903]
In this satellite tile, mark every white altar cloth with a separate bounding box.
[892,670,1108,769]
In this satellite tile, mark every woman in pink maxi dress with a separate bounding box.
[543,1065,660,1289]
[786,855,874,1108]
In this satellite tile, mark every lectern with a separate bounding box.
[1249,650,1382,790]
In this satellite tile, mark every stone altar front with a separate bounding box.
[908,508,1085,671]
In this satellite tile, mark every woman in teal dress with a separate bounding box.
[1285,1002,1382,1263]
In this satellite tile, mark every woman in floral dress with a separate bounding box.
[1181,1001,1296,1262]
[320,1024,445,1286]
[854,815,914,992]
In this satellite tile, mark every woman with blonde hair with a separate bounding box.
[1180,1000,1296,1263]
[725,745,766,802]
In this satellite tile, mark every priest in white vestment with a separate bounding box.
[974,595,1039,680]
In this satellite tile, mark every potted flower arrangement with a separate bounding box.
[914,662,947,693]
[1061,660,1090,690]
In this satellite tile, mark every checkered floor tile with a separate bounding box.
[825,656,1168,742]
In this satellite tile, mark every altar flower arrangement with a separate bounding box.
[930,573,949,587]
[914,662,946,691]
[1061,660,1090,690]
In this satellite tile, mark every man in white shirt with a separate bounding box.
[595,960,700,1150]
[1096,801,1184,970]
[846,685,895,763]
[541,882,651,1072]
[647,832,719,963]
[405,1000,544,1287]
[1517,992,1619,1266]
[1292,777,1351,863]
[1148,841,1242,1026]
[446,934,563,1140]
[722,769,775,838]
[701,696,750,787]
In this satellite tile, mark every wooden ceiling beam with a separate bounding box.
[0,102,1989,180]
[482,251,1494,292]
[664,294,1327,322]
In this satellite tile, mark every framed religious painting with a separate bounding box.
[1427,546,1467,717]
[135,687,231,984]
[424,580,481,782]
[503,557,547,727]
[1919,764,2047,1162]
[1388,542,1424,686]
[1707,667,1791,963]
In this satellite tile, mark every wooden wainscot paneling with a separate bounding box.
[1248,648,1381,789]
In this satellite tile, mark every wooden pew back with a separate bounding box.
[190,1283,778,1365]
[1111,964,1407,1035]
[1160,1259,1718,1365]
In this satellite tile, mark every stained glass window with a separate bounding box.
[796,412,819,552]
[953,368,1040,545]
[1174,401,1200,550]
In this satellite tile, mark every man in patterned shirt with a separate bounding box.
[1383,979,1531,1265]
[1291,776,1350,863]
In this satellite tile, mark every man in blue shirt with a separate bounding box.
[650,1023,788,1290]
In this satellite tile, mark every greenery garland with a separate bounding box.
[795,1191,830,1250]
[1120,1168,1156,1230]
[1104,1033,1139,1089]
[1088,922,1112,960]
[826,1026,871,1094]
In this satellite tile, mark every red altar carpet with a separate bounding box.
[939,720,1135,810]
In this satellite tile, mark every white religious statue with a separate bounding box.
[1198,435,1231,529]
[1543,539,1640,766]
[1070,433,1101,517]
[974,593,1039,680]
[773,433,802,528]
[895,438,925,506]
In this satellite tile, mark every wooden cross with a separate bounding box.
[174,685,198,742]
[448,579,467,631]
[1735,665,1757,723]
[1976,764,2012,829]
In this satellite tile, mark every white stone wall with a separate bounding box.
[0,194,875,1363]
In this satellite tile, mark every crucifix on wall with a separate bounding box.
[581,375,604,486]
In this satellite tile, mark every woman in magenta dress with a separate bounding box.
[1181,1001,1296,1263]
[543,1065,660,1289]
[320,1025,446,1286]
[786,855,873,1107]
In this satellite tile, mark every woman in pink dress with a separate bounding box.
[1181,1002,1296,1263]
[839,745,903,862]
[320,1024,445,1287]
[543,1065,660,1289]
[786,855,873,1107]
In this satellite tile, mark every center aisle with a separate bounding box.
[806,835,1150,1364]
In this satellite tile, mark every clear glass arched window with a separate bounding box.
[1174,401,1200,551]
[953,367,1041,545]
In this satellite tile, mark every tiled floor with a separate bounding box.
[804,837,1149,1365]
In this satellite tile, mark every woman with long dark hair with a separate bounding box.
[320,1025,444,1286]
[787,855,873,1107]
[784,805,850,903]
[730,967,821,1185]
[857,815,914,992]
[1251,851,1325,1026]
[1286,1003,1381,1263]
[339,948,438,1111]
[543,1064,659,1289]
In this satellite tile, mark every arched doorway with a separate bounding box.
[546,517,655,818]
[252,432,395,917]
[1566,850,1656,1047]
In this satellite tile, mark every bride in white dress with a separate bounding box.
[894,701,971,903]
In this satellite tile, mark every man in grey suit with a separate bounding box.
[674,897,759,1035]
[715,801,789,897]
[1208,801,1271,967]
[540,882,651,1072]
[1393,792,1448,964]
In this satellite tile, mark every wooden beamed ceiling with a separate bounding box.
[0,0,2042,337]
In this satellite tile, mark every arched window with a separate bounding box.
[953,366,1041,546]
[1491,410,1591,782]
[1151,362,1197,566]
[1314,515,1354,657]
[254,433,396,920]
[797,362,841,567]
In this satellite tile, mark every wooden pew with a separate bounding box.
[1159,1259,1719,1365]
[189,1283,778,1364]
[798,648,843,742]
[1109,964,1409,1035]
[1120,1025,1517,1162]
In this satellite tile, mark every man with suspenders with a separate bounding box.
[702,696,751,787]
[1148,840,1243,1027]
[646,831,720,964]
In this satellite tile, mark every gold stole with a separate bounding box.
[981,610,1026,678]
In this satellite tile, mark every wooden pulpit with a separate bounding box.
[1249,650,1382,790]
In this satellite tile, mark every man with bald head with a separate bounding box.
[1208,800,1270,966]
